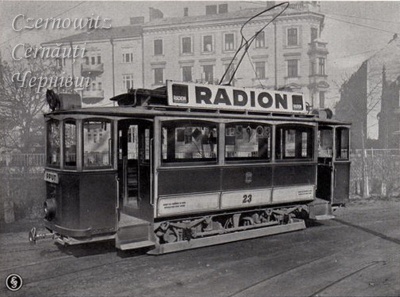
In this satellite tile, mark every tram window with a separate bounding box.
[161,121,218,164]
[318,128,333,157]
[83,120,112,168]
[336,128,349,160]
[276,125,314,160]
[47,120,60,167]
[64,120,77,168]
[225,123,271,161]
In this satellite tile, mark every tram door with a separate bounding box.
[317,125,350,205]
[118,120,153,220]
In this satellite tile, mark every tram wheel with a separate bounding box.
[240,217,254,227]
[163,228,177,243]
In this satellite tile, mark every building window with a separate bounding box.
[154,39,163,55]
[311,27,318,42]
[319,91,325,108]
[122,52,133,63]
[287,28,298,46]
[98,82,102,90]
[206,5,218,15]
[319,58,326,75]
[56,58,66,68]
[224,33,235,51]
[203,35,213,52]
[154,68,164,85]
[182,66,192,82]
[87,53,101,65]
[255,62,266,79]
[181,37,192,54]
[203,65,214,84]
[123,74,134,90]
[310,60,316,75]
[287,59,299,77]
[255,31,265,48]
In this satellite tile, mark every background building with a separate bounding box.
[336,34,400,149]
[43,24,143,106]
[379,69,400,149]
[43,2,328,108]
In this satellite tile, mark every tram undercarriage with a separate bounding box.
[149,204,308,254]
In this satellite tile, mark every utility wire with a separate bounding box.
[323,11,400,25]
[325,15,399,35]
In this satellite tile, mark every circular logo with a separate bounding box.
[5,274,23,292]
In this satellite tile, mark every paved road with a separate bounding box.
[1,199,399,297]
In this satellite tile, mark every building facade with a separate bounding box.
[43,25,143,106]
[43,2,328,108]
[336,34,400,149]
[379,69,400,149]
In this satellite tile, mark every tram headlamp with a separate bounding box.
[44,198,56,221]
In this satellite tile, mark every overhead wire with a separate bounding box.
[324,15,399,35]
[219,2,289,86]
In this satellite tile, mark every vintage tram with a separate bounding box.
[30,81,350,254]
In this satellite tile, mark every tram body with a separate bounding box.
[33,81,350,254]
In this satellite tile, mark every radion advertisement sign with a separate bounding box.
[167,81,307,114]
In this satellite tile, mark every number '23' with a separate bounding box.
[242,194,252,203]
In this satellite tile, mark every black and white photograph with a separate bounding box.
[0,0,399,296]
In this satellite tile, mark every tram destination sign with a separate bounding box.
[167,81,307,114]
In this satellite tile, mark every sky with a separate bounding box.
[0,0,399,108]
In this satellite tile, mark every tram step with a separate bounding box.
[308,198,334,220]
[118,240,155,251]
[116,214,153,250]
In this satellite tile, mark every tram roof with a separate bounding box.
[45,105,350,125]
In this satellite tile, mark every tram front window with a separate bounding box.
[225,123,271,161]
[162,121,218,163]
[47,119,60,167]
[83,119,112,168]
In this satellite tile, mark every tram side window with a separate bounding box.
[47,120,60,167]
[336,128,349,160]
[225,123,271,161]
[276,125,314,160]
[64,120,77,168]
[83,120,112,168]
[162,121,218,164]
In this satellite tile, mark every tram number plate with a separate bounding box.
[44,171,59,184]
[242,194,252,204]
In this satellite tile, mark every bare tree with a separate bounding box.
[334,63,388,198]
[0,47,63,153]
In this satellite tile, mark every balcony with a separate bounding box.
[308,40,329,56]
[81,63,104,76]
[82,90,104,104]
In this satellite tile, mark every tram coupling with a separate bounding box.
[28,227,55,244]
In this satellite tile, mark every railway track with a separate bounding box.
[227,217,399,297]
[1,214,398,296]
